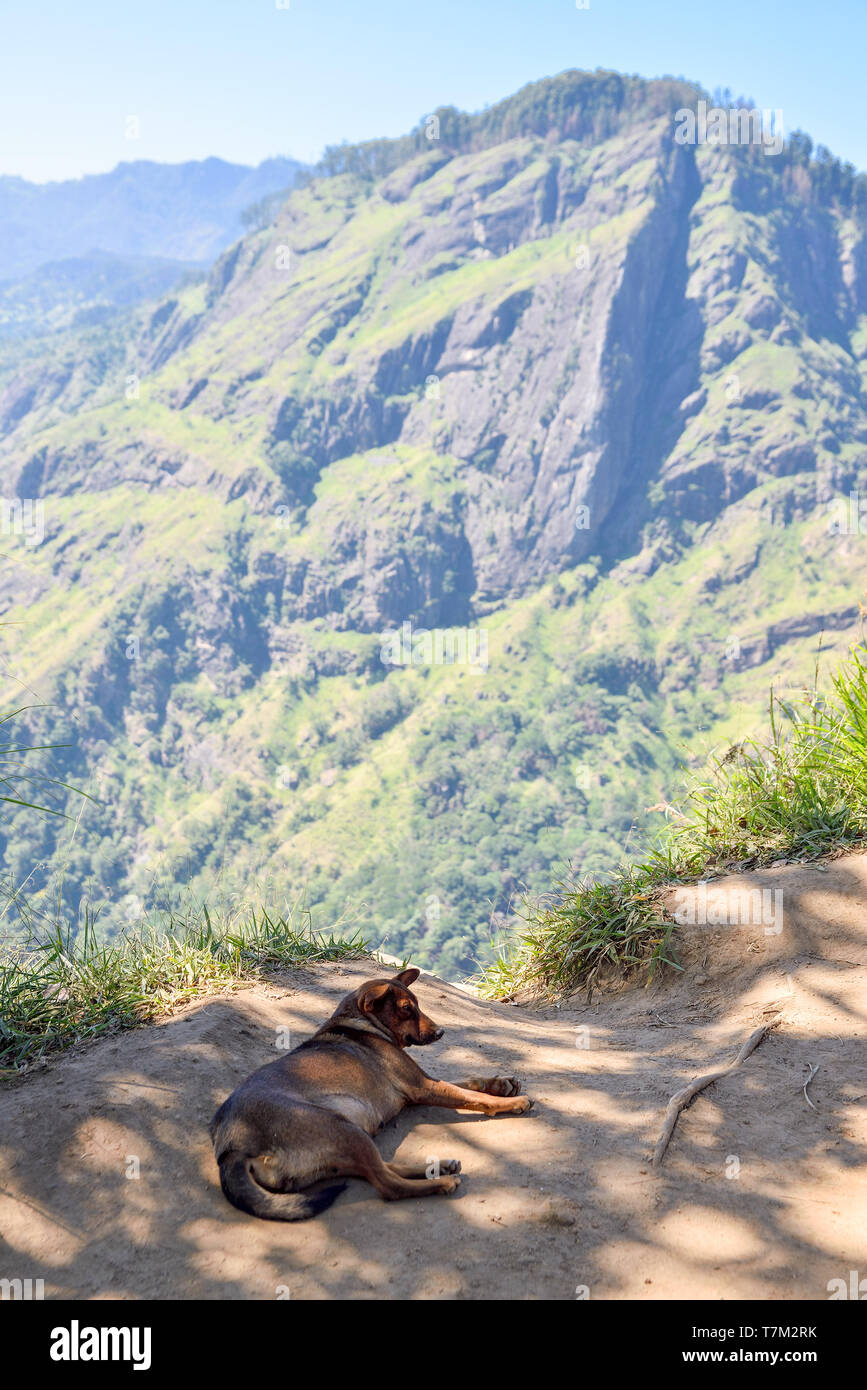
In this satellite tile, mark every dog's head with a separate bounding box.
[354,968,443,1048]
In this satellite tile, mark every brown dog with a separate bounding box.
[209,967,533,1220]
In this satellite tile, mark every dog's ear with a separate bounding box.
[359,981,392,1013]
[392,967,420,987]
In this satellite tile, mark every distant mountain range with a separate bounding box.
[0,156,307,336]
[1,70,866,976]
[0,156,307,278]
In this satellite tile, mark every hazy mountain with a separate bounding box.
[0,155,306,281]
[2,70,866,975]
[0,250,205,340]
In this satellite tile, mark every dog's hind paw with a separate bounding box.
[463,1075,522,1096]
[491,1076,522,1097]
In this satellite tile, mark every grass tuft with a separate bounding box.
[478,647,867,1001]
[0,903,367,1073]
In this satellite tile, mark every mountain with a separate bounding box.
[2,69,867,976]
[0,156,307,281]
[0,250,205,341]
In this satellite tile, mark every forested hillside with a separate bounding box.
[2,70,866,975]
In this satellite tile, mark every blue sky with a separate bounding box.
[2,0,864,183]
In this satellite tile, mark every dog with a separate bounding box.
[209,967,533,1221]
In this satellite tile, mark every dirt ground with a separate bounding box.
[1,854,866,1300]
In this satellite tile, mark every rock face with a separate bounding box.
[2,70,867,972]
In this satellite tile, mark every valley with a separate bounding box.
[1,69,866,976]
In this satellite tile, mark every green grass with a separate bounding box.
[0,693,99,827]
[478,647,867,1001]
[0,903,367,1073]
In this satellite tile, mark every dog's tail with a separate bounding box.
[218,1153,346,1223]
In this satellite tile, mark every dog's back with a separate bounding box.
[209,981,427,1221]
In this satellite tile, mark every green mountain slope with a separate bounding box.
[2,70,866,975]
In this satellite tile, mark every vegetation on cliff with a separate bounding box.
[2,68,867,976]
[481,647,867,999]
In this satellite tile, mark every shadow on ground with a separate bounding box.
[1,855,866,1300]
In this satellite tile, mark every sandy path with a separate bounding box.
[1,854,866,1300]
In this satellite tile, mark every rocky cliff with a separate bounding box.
[2,70,866,974]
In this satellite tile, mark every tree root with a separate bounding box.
[652,1025,774,1168]
[802,1061,820,1109]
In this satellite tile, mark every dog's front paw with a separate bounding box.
[438,1158,462,1175]
[437,1174,461,1195]
[509,1095,534,1114]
